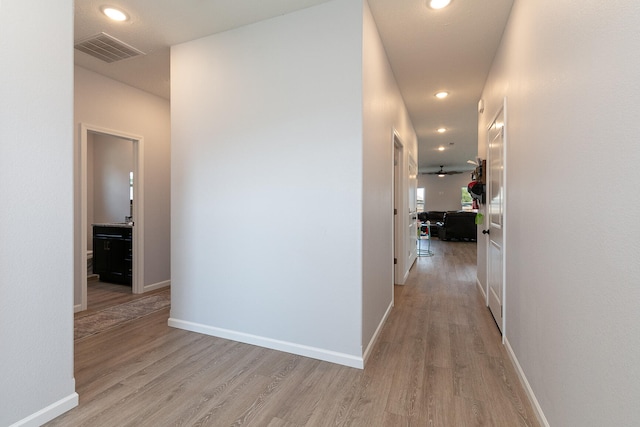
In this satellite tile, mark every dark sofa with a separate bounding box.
[437,211,477,241]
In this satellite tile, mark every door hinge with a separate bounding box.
[394,258,397,265]
[394,209,397,215]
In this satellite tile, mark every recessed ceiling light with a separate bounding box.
[101,6,128,22]
[437,128,447,133]
[435,91,449,99]
[438,146,445,151]
[429,0,452,10]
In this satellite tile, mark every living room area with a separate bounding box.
[417,168,479,242]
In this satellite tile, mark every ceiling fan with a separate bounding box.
[424,165,463,176]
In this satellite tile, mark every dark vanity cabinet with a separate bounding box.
[93,225,132,285]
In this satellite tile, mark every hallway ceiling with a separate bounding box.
[74,0,514,173]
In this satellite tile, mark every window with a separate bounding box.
[417,188,425,212]
[129,171,134,201]
[461,186,473,210]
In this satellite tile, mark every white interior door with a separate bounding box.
[487,101,506,333]
[393,143,400,283]
[408,155,418,262]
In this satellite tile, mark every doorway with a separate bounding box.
[79,124,145,311]
[393,141,401,284]
[392,132,418,286]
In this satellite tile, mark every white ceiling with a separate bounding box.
[74,0,514,173]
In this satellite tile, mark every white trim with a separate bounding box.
[402,268,411,284]
[362,300,393,366]
[504,338,550,427]
[73,304,82,313]
[132,135,145,295]
[79,124,145,311]
[79,124,88,311]
[407,152,418,268]
[168,318,364,369]
[392,129,417,289]
[476,276,486,300]
[392,131,404,287]
[484,124,490,308]
[501,96,508,340]
[9,393,78,427]
[143,279,171,292]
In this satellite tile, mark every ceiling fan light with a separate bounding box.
[429,0,452,10]
[435,91,449,99]
[438,173,446,177]
[437,127,447,133]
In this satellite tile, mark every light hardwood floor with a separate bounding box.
[78,280,168,315]
[48,240,539,426]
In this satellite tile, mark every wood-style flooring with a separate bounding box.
[48,240,539,426]
[78,280,168,315]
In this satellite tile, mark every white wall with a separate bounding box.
[362,0,417,349]
[0,0,78,425]
[478,0,640,425]
[91,133,134,226]
[418,173,472,212]
[171,0,399,367]
[74,66,171,298]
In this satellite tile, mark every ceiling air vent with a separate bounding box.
[74,32,145,63]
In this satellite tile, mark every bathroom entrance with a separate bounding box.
[79,124,145,311]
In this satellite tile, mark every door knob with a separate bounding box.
[482,229,490,235]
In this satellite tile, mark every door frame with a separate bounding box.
[391,130,418,287]
[79,123,145,311]
[393,138,400,289]
[407,154,418,264]
[485,97,507,339]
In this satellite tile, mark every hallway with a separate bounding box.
[389,239,538,425]
[48,239,538,426]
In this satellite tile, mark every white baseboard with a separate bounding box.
[362,300,393,365]
[144,279,170,292]
[402,266,411,284]
[476,276,486,300]
[168,318,364,369]
[504,338,550,427]
[9,392,78,427]
[73,304,82,313]
[396,256,416,285]
[395,270,408,286]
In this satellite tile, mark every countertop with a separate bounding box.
[92,223,133,228]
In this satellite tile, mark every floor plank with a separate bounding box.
[47,239,540,427]
[77,280,168,317]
